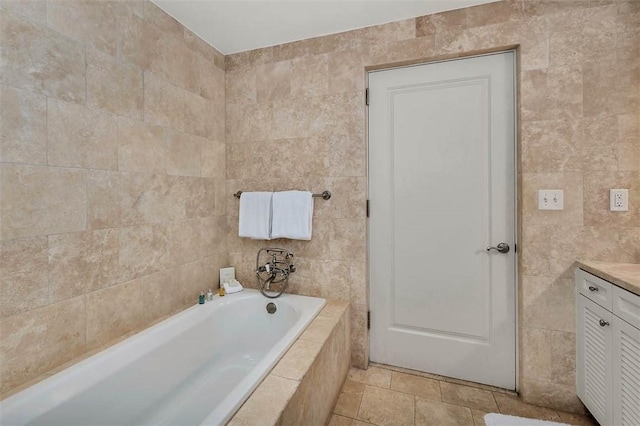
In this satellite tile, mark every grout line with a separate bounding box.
[374,361,517,396]
[365,380,442,402]
[0,160,120,172]
[45,235,52,305]
[83,291,88,351]
[366,364,523,416]
[353,385,365,422]
[490,388,499,413]
[85,159,89,231]
[473,409,482,426]
[45,96,49,166]
[84,45,88,106]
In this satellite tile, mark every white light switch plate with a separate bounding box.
[538,189,564,210]
[220,267,235,285]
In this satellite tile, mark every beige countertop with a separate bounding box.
[575,260,640,297]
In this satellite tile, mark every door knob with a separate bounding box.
[486,243,510,254]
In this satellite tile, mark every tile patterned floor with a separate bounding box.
[330,365,598,426]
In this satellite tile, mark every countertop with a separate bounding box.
[575,260,640,297]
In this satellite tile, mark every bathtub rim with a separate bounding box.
[0,289,326,425]
[203,291,326,425]
[228,299,351,425]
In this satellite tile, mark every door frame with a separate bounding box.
[365,49,520,391]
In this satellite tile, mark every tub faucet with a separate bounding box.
[263,274,277,291]
[255,248,295,298]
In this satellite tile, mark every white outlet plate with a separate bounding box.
[538,189,564,210]
[610,189,629,212]
[219,267,235,285]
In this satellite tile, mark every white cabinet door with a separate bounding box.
[577,294,614,426]
[613,317,640,426]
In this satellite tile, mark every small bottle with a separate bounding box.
[199,292,205,304]
[219,287,226,297]
[207,289,213,301]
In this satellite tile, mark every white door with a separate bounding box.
[368,52,516,389]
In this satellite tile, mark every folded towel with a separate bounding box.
[238,192,273,239]
[484,414,569,426]
[271,191,314,240]
[223,279,243,294]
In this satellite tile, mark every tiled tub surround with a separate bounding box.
[0,0,226,396]
[225,0,640,413]
[1,290,326,425]
[230,299,351,425]
[1,0,639,415]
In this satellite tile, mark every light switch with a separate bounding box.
[538,189,563,210]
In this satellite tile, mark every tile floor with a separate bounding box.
[329,365,598,426]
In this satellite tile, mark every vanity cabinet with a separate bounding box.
[576,269,640,426]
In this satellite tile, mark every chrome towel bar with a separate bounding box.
[233,190,331,200]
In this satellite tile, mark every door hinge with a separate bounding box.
[366,199,370,217]
[365,88,369,106]
[367,311,371,330]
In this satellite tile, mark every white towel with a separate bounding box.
[484,413,569,426]
[238,192,273,240]
[271,191,314,240]
[223,279,244,294]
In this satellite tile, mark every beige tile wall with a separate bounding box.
[225,0,639,413]
[1,0,638,413]
[0,0,227,396]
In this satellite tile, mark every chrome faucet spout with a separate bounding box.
[255,247,296,298]
[264,275,276,290]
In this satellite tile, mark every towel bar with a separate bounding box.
[233,190,331,200]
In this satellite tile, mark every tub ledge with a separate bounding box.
[229,299,351,425]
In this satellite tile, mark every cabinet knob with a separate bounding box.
[588,286,598,292]
[599,319,610,327]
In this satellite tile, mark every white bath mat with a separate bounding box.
[484,413,570,426]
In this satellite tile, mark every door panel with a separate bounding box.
[613,316,640,426]
[577,295,613,426]
[368,52,516,389]
[392,78,490,341]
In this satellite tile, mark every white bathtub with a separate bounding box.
[0,289,326,426]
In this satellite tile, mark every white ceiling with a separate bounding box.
[152,0,499,55]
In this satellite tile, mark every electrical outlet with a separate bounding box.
[538,189,564,210]
[610,189,629,212]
